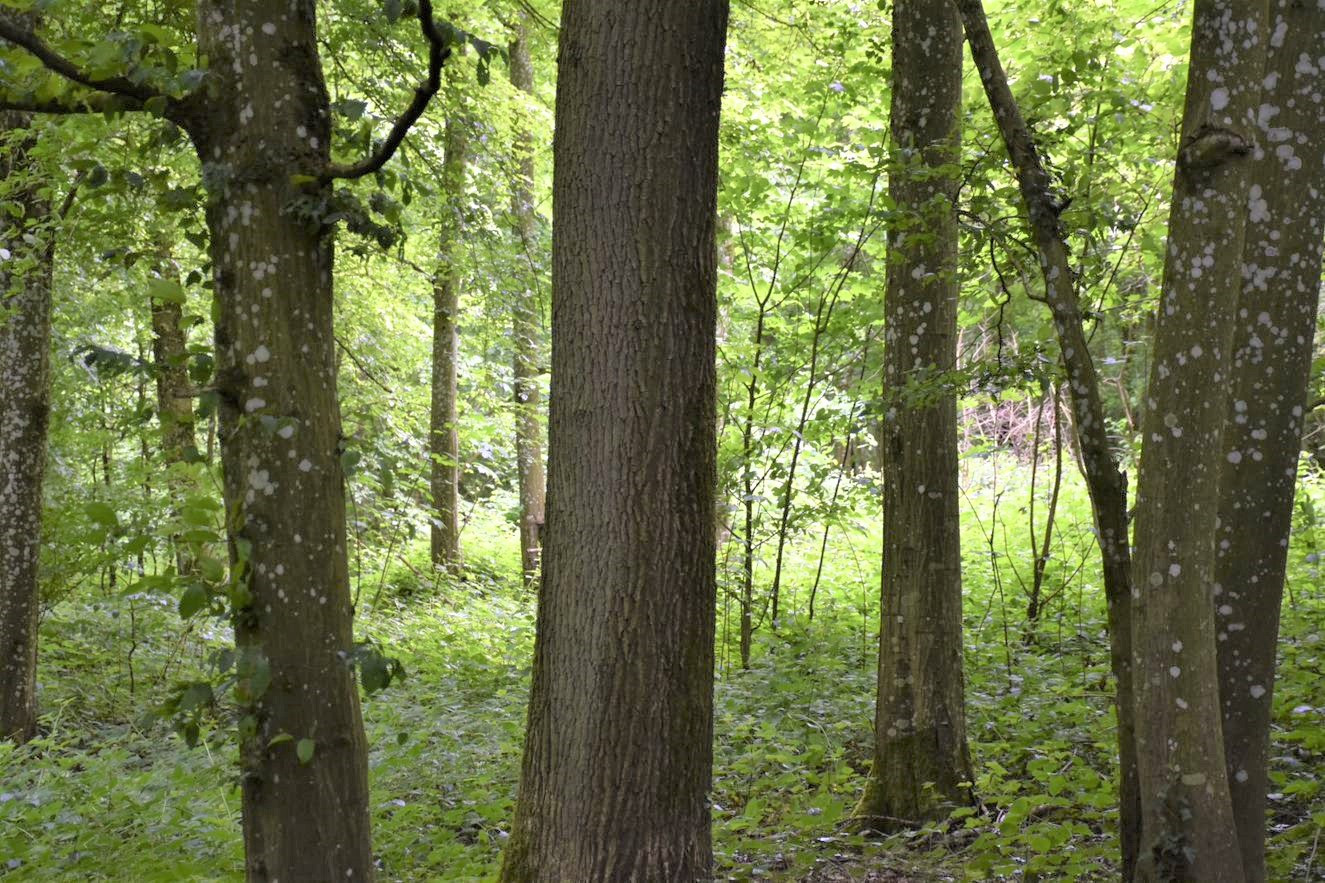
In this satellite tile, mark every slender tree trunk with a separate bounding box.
[1129,1,1267,879]
[855,0,972,829]
[1215,2,1325,878]
[1028,383,1064,631]
[738,304,769,669]
[508,20,547,586]
[499,1,728,878]
[188,1,373,877]
[151,295,196,466]
[430,113,466,571]
[0,112,53,744]
[769,254,857,623]
[956,1,1141,868]
[150,259,198,575]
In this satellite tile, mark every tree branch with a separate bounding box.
[322,0,452,182]
[0,17,165,105]
[0,92,138,115]
[56,170,86,221]
[956,0,1140,867]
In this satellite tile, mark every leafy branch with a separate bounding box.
[323,0,454,182]
[0,15,167,109]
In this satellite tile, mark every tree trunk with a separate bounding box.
[1129,0,1267,879]
[188,1,373,877]
[499,0,728,878]
[150,261,198,576]
[0,111,53,744]
[150,294,196,466]
[1215,2,1325,878]
[855,0,972,830]
[430,112,466,571]
[508,20,547,586]
[738,304,769,670]
[955,0,1141,868]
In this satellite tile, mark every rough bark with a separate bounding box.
[1214,2,1325,878]
[508,20,546,586]
[498,0,728,878]
[1129,0,1267,879]
[955,0,1141,870]
[430,112,466,571]
[189,1,373,877]
[0,112,53,744]
[855,0,972,830]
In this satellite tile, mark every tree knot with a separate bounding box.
[1178,124,1252,176]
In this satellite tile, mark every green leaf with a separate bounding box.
[178,584,209,619]
[236,650,271,703]
[147,277,186,305]
[333,99,368,121]
[178,682,213,711]
[85,501,119,529]
[197,555,226,582]
[296,738,315,764]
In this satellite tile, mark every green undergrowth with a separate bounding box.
[3,467,1324,880]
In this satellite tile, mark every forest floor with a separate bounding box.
[2,468,1324,881]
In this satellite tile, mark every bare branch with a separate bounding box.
[495,1,557,33]
[0,18,165,105]
[322,0,453,182]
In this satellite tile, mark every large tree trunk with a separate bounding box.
[0,111,53,744]
[508,18,547,587]
[189,1,373,878]
[855,0,972,830]
[430,112,466,571]
[499,1,728,878]
[1129,0,1267,879]
[955,1,1141,869]
[1215,2,1325,878]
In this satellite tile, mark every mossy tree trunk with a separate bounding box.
[499,0,729,878]
[150,253,199,576]
[150,296,196,466]
[855,0,973,830]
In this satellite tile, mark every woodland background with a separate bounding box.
[0,0,1323,880]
